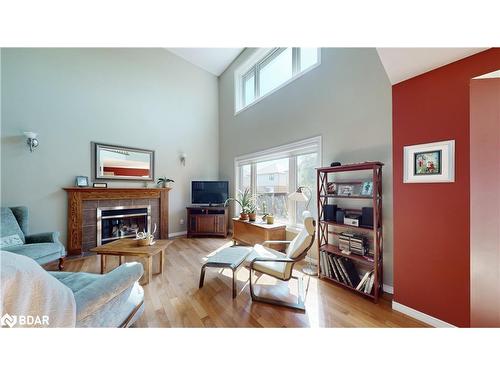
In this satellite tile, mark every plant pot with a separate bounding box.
[248,212,257,221]
[239,212,249,220]
[266,215,274,224]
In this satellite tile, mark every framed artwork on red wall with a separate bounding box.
[403,140,455,183]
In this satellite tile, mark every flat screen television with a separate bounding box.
[191,181,229,206]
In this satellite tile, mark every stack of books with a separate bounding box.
[319,250,361,288]
[338,233,351,252]
[338,232,367,256]
[356,271,375,294]
[349,235,366,256]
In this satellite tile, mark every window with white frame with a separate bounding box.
[234,137,321,227]
[235,48,321,113]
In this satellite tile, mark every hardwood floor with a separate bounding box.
[47,237,428,327]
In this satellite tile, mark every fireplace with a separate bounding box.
[97,205,151,246]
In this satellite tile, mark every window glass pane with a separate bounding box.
[256,158,289,222]
[259,48,293,96]
[300,48,318,72]
[243,73,255,106]
[296,153,318,224]
[239,164,251,192]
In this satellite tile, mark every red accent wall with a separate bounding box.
[392,48,500,327]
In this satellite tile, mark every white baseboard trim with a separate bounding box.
[383,284,394,294]
[169,230,187,238]
[392,301,457,328]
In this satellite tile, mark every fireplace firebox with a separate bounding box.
[97,205,151,246]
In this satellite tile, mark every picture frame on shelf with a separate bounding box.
[75,176,89,187]
[337,184,355,196]
[360,181,373,196]
[93,182,107,188]
[403,140,455,183]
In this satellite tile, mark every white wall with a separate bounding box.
[1,48,219,241]
[218,48,394,285]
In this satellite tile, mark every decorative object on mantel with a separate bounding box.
[75,176,89,187]
[136,223,157,246]
[156,176,174,188]
[93,142,155,182]
[23,131,39,152]
[93,182,107,188]
[403,140,455,183]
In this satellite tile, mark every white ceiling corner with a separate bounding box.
[167,48,244,76]
[376,48,490,85]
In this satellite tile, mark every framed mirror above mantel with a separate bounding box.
[93,142,155,182]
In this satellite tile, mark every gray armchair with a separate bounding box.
[0,206,65,269]
[1,250,144,328]
[49,263,145,327]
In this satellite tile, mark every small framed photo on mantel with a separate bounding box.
[93,182,108,188]
[403,140,455,183]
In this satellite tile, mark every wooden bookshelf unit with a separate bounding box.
[317,162,383,302]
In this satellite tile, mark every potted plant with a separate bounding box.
[248,199,257,221]
[225,188,252,220]
[157,176,174,188]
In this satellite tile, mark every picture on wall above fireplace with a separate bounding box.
[403,140,455,183]
[94,142,155,181]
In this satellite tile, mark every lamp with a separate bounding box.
[288,186,311,210]
[23,131,39,152]
[288,186,316,276]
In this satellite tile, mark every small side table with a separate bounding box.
[199,246,251,298]
[232,218,287,251]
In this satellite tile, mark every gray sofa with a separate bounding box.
[0,206,65,269]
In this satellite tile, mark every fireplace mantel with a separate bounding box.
[63,187,171,256]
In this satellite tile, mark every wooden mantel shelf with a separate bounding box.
[64,187,171,256]
[63,187,171,192]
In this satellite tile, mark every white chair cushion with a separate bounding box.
[286,213,315,259]
[244,244,293,280]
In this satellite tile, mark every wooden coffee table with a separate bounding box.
[90,239,171,285]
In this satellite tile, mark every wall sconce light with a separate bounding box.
[180,152,187,166]
[23,131,39,152]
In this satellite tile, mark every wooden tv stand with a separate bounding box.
[186,206,229,238]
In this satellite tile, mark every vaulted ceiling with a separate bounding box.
[168,47,490,84]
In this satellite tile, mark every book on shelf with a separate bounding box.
[320,251,331,279]
[339,258,361,286]
[364,273,375,294]
[328,255,341,281]
[333,257,349,285]
[356,271,372,291]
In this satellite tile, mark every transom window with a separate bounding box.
[234,137,321,228]
[235,48,321,113]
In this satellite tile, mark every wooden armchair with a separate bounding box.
[245,212,316,311]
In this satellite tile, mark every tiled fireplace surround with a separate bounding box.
[82,198,160,251]
[63,188,170,256]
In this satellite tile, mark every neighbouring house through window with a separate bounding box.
[234,136,321,228]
